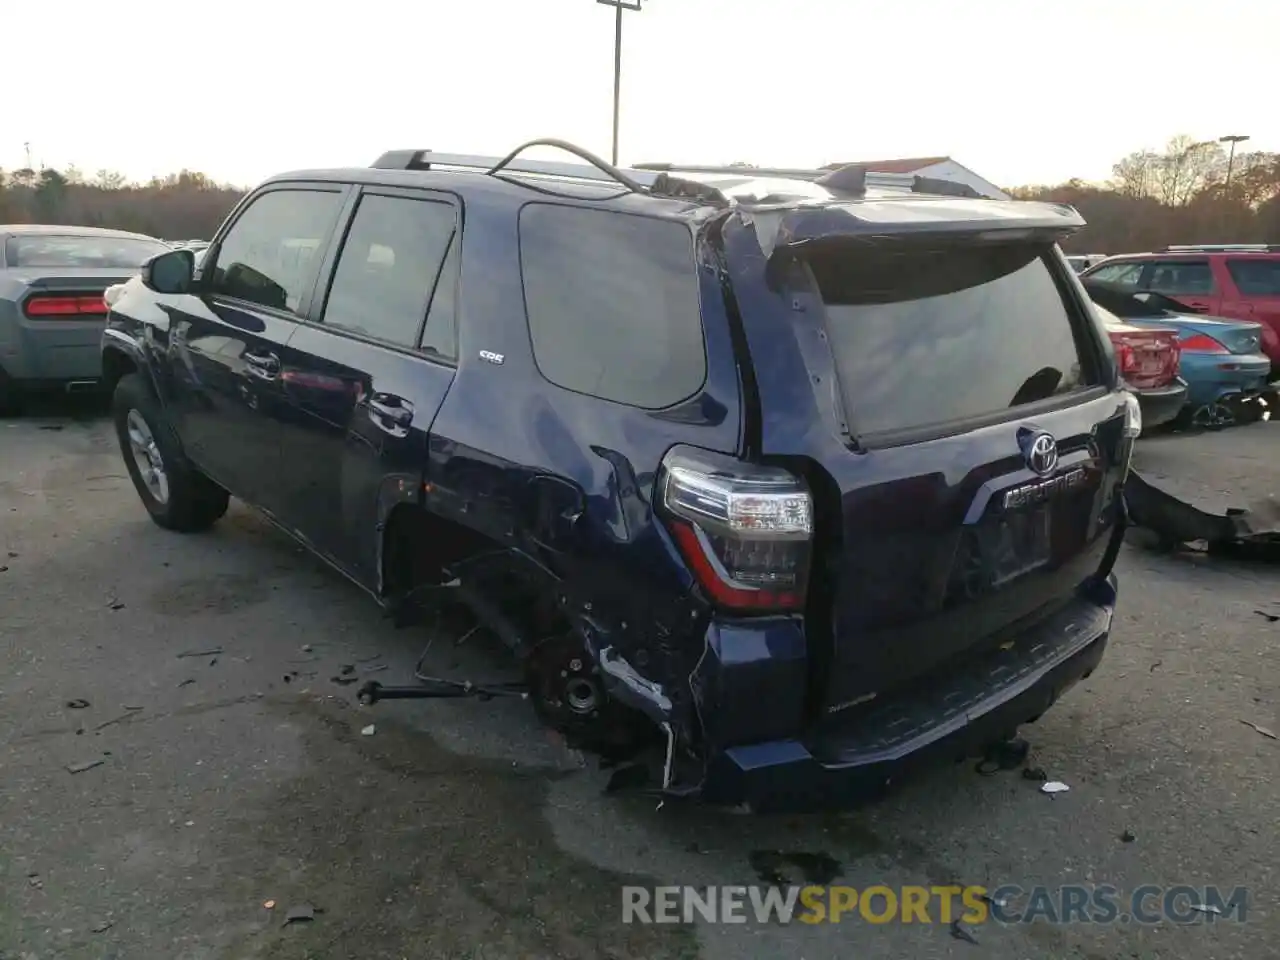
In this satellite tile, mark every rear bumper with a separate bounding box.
[698,575,1117,814]
[1129,380,1187,428]
[0,312,105,382]
[1179,353,1271,406]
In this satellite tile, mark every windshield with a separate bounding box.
[4,234,170,269]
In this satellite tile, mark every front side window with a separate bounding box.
[208,189,344,316]
[519,205,707,409]
[1146,259,1215,296]
[321,194,457,352]
[809,243,1095,440]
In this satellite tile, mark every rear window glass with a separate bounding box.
[519,204,707,409]
[809,244,1095,439]
[5,234,169,269]
[1227,259,1280,296]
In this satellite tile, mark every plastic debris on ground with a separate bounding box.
[1239,719,1277,739]
[66,759,105,774]
[1040,781,1070,795]
[283,904,316,926]
[361,724,376,736]
[950,919,980,944]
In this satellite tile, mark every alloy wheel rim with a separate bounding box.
[126,409,169,504]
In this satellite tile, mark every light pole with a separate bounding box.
[1219,134,1250,193]
[597,0,641,166]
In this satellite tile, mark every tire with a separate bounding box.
[0,367,19,417]
[112,373,229,532]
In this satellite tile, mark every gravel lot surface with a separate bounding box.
[1,398,1276,959]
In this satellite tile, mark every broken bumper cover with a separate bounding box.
[1130,380,1187,428]
[699,575,1117,814]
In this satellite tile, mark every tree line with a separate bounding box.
[2,135,1278,253]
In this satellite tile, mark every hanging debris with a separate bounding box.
[1124,471,1280,560]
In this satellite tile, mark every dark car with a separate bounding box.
[100,140,1135,813]
[0,225,172,411]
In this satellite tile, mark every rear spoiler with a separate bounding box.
[738,198,1086,259]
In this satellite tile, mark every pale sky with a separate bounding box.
[5,0,1275,189]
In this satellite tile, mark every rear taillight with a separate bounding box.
[1179,333,1229,354]
[23,294,108,319]
[658,446,813,613]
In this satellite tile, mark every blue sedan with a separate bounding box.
[1085,279,1271,422]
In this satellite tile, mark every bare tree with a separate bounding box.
[1111,150,1158,198]
[1155,135,1225,207]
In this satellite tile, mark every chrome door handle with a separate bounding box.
[368,395,413,436]
[244,352,280,379]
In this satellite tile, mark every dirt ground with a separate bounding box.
[1,398,1276,959]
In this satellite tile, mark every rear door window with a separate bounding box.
[1146,259,1215,295]
[808,243,1097,440]
[1226,259,1280,296]
[519,204,706,409]
[320,193,458,354]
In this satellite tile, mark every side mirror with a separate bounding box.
[143,249,196,295]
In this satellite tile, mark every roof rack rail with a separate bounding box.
[1161,243,1280,253]
[372,139,729,206]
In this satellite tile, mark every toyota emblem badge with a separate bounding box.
[1026,432,1059,476]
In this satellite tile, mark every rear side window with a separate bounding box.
[321,194,458,354]
[519,205,706,409]
[1147,259,1214,295]
[1227,259,1280,296]
[808,244,1096,440]
[209,188,344,316]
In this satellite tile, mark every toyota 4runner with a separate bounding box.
[101,139,1138,812]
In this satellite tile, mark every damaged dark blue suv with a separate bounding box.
[101,139,1138,813]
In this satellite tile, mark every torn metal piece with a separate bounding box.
[594,645,672,723]
[660,722,675,790]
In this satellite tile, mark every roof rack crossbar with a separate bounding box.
[1161,243,1280,253]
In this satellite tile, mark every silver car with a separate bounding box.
[0,225,171,410]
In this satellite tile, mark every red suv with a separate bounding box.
[1081,245,1280,370]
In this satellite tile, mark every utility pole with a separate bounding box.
[23,142,32,169]
[1219,134,1250,193]
[597,0,642,166]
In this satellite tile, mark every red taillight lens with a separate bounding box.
[1179,333,1229,354]
[23,294,109,318]
[658,446,813,614]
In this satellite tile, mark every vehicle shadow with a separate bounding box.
[2,389,111,424]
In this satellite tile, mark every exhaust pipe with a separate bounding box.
[64,380,99,394]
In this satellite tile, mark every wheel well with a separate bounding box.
[380,504,501,600]
[101,347,138,395]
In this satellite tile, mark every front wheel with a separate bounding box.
[113,373,229,532]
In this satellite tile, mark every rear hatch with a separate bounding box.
[718,203,1129,719]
